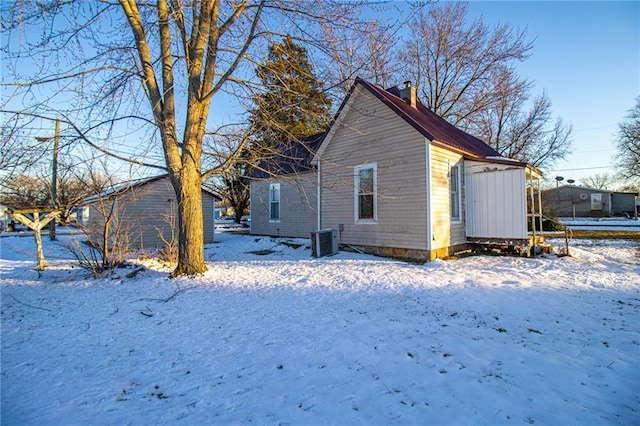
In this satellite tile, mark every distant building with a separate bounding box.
[542,185,638,218]
[611,192,639,217]
[82,175,218,251]
[0,203,9,231]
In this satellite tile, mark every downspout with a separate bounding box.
[425,139,433,253]
[316,160,321,231]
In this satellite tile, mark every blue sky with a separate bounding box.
[8,1,638,186]
[465,1,639,185]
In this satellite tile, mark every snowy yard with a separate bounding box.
[1,231,639,425]
[559,217,640,232]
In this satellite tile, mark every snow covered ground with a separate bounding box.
[1,231,639,425]
[559,217,640,232]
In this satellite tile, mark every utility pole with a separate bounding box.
[567,179,575,220]
[51,119,60,240]
[36,119,60,240]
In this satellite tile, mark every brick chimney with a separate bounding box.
[398,80,417,108]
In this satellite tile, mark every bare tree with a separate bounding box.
[0,121,45,175]
[472,83,573,169]
[219,171,250,224]
[69,180,133,276]
[0,174,50,209]
[401,3,533,125]
[580,173,616,190]
[320,18,400,95]
[615,183,640,193]
[397,2,571,170]
[467,67,528,151]
[201,124,251,223]
[156,198,178,264]
[56,166,109,223]
[2,1,376,276]
[0,158,109,223]
[615,97,640,182]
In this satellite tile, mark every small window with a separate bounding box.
[450,164,461,221]
[355,163,377,222]
[269,183,280,221]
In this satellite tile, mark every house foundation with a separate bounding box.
[340,243,469,263]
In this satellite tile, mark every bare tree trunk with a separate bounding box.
[102,218,110,271]
[4,0,381,276]
[171,168,206,276]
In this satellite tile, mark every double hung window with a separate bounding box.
[269,183,280,221]
[450,164,461,221]
[355,163,377,222]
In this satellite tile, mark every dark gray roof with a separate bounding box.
[249,133,325,179]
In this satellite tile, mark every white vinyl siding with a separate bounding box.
[354,163,377,223]
[250,173,318,238]
[319,86,428,250]
[269,183,280,222]
[85,177,215,250]
[430,145,465,249]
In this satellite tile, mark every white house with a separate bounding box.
[250,78,543,260]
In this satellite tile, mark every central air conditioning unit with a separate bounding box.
[311,229,339,258]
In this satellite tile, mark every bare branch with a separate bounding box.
[615,97,640,182]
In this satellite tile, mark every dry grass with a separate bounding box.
[541,230,640,241]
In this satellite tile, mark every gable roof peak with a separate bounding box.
[353,78,501,159]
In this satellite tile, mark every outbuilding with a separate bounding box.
[82,175,217,251]
[541,185,638,218]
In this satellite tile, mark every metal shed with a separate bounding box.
[464,160,543,255]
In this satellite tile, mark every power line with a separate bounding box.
[575,148,616,153]
[550,165,613,172]
[574,124,617,133]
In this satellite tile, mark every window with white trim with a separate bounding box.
[450,164,461,221]
[355,163,377,222]
[269,183,280,221]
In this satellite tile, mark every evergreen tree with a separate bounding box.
[250,36,332,150]
[219,37,331,224]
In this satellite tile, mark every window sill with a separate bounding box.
[355,219,377,225]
